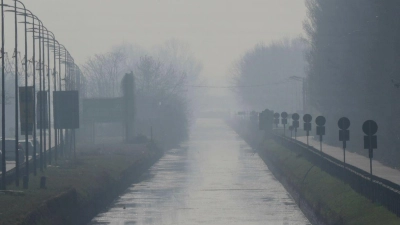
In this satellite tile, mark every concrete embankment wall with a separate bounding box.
[18,151,163,225]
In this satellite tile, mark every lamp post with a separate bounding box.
[58,44,69,157]
[48,39,60,163]
[28,24,46,171]
[41,26,48,168]
[41,32,58,165]
[28,25,45,172]
[12,0,20,187]
[23,12,41,175]
[1,0,7,190]
[13,0,29,187]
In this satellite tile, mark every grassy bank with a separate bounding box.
[0,143,159,225]
[260,139,400,225]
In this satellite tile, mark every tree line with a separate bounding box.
[305,0,400,167]
[233,1,400,167]
[83,40,202,148]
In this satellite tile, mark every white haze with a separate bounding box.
[21,0,306,113]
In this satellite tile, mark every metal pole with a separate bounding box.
[14,0,19,186]
[283,124,285,136]
[42,29,46,168]
[57,43,61,159]
[19,1,29,185]
[1,0,6,190]
[53,43,57,163]
[58,45,62,158]
[40,28,46,169]
[48,33,56,164]
[46,30,51,165]
[31,15,37,176]
[320,135,322,153]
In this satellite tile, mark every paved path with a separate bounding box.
[295,136,400,185]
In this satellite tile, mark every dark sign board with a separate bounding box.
[37,91,48,129]
[53,91,80,129]
[83,97,123,123]
[19,87,34,135]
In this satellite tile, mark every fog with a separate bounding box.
[2,0,400,224]
[20,0,306,112]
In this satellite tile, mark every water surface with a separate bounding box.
[89,119,310,225]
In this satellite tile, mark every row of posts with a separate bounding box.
[259,110,378,178]
[0,1,85,190]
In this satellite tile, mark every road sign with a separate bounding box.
[316,126,325,136]
[292,113,300,121]
[362,120,378,178]
[37,91,49,129]
[315,115,326,152]
[19,87,34,135]
[53,91,80,129]
[362,120,378,136]
[303,114,312,131]
[315,116,326,126]
[280,112,288,136]
[338,117,350,130]
[338,117,351,166]
[291,113,300,139]
[304,123,311,131]
[338,117,350,142]
[302,114,312,145]
[339,130,350,142]
[364,136,377,150]
[274,112,279,127]
[303,114,312,123]
[363,120,378,150]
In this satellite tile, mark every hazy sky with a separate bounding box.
[21,0,306,86]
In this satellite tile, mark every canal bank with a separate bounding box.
[230,120,400,225]
[0,142,163,225]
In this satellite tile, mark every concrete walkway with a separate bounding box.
[295,136,400,186]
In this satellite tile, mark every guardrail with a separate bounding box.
[273,133,400,217]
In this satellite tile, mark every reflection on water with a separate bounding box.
[88,119,310,225]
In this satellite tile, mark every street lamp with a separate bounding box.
[1,0,7,190]
[41,32,58,165]
[3,1,22,186]
[28,24,47,171]
[15,0,29,187]
[23,12,41,176]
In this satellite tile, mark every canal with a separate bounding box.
[88,118,310,225]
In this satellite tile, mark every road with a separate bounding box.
[296,136,400,185]
[88,119,310,225]
[0,135,56,175]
